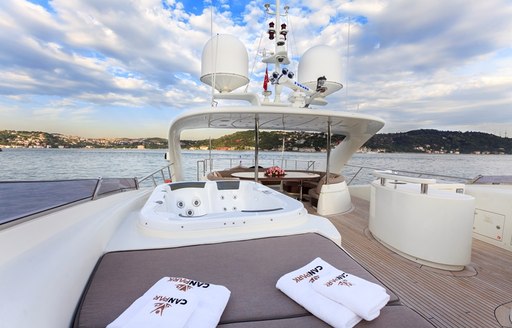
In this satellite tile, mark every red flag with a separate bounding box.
[263,67,269,91]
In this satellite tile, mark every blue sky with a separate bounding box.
[1,0,511,138]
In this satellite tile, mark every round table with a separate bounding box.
[230,171,320,199]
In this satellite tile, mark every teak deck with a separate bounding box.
[314,197,512,328]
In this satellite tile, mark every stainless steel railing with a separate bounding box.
[137,163,173,187]
[132,157,316,185]
[196,157,317,180]
[1,177,139,227]
[135,160,473,188]
[343,164,472,186]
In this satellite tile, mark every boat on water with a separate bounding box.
[1,2,512,327]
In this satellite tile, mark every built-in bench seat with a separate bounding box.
[73,233,433,327]
[281,170,324,197]
[206,166,249,180]
[207,167,281,187]
[308,173,346,207]
[282,171,346,207]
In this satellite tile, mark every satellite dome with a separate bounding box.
[298,45,343,97]
[200,35,249,93]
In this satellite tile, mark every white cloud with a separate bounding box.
[0,0,511,138]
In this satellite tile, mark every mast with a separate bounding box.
[264,1,290,104]
[273,0,282,103]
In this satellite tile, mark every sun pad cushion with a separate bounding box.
[74,233,401,327]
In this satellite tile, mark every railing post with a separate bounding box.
[254,116,260,183]
[347,166,363,185]
[92,177,103,200]
[196,160,206,180]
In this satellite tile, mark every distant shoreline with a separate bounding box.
[2,129,511,154]
[2,147,512,156]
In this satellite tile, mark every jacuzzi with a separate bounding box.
[139,180,308,232]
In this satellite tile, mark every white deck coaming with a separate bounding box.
[0,189,151,328]
[167,106,385,181]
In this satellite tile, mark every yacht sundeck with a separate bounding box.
[1,1,511,327]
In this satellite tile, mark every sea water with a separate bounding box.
[1,148,511,184]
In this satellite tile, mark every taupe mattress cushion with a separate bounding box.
[74,233,400,327]
[218,306,433,327]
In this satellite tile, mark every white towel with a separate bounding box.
[170,277,231,328]
[107,278,198,328]
[312,261,390,321]
[276,258,362,328]
[107,277,231,328]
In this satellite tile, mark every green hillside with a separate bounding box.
[2,129,511,154]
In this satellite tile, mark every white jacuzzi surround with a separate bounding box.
[139,180,307,232]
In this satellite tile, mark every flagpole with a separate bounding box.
[262,65,271,102]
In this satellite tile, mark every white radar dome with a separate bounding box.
[201,34,249,93]
[298,45,343,97]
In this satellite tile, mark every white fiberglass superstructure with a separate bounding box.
[166,1,385,216]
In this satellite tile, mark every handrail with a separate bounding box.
[372,170,437,185]
[344,163,471,186]
[1,177,139,227]
[372,170,437,194]
[138,163,174,187]
[197,157,316,179]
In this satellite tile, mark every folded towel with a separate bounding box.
[107,277,231,328]
[312,260,390,321]
[276,258,362,328]
[169,277,231,328]
[107,278,198,328]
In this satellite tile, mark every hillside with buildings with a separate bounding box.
[1,129,511,154]
[0,130,166,149]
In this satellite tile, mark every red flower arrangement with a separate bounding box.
[265,166,286,177]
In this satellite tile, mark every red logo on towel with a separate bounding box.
[169,277,210,289]
[151,302,171,316]
[176,283,192,292]
[324,273,353,288]
[337,279,353,287]
[150,295,188,316]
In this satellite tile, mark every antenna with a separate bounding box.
[345,17,351,110]
[210,3,216,107]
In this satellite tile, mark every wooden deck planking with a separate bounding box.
[323,197,512,328]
